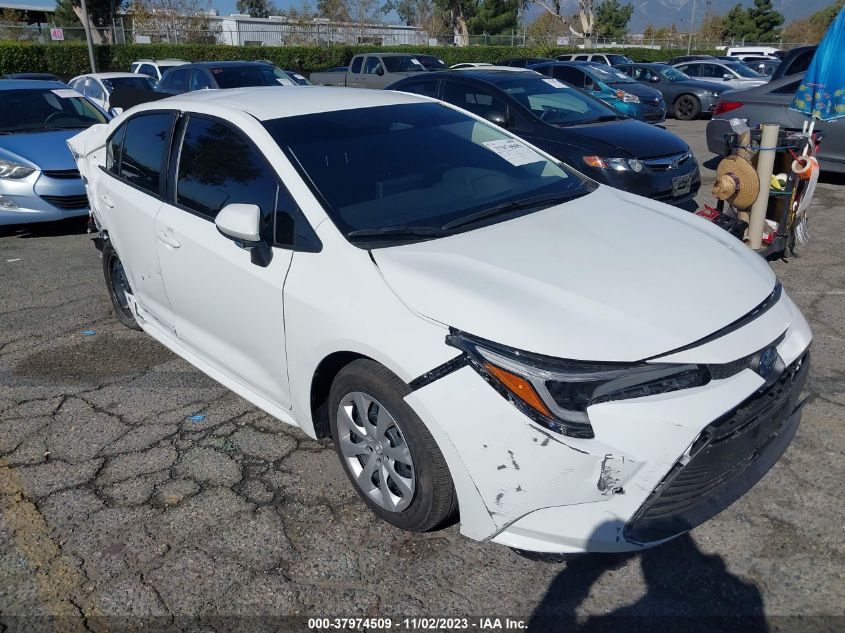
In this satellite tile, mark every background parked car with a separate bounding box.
[531,61,666,123]
[742,58,781,77]
[159,61,297,94]
[614,62,727,120]
[69,72,158,112]
[279,69,311,85]
[706,73,844,174]
[309,53,427,88]
[556,52,633,65]
[0,80,108,226]
[450,62,493,69]
[672,60,767,90]
[388,69,699,206]
[499,57,555,68]
[771,45,817,81]
[413,54,448,70]
[665,54,717,65]
[130,59,188,81]
[2,72,61,81]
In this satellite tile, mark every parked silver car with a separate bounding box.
[673,60,768,91]
[0,80,108,226]
[706,73,844,174]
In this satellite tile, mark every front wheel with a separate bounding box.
[673,95,701,121]
[329,359,457,532]
[102,241,141,331]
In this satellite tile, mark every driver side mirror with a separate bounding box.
[723,73,733,80]
[215,203,273,267]
[376,66,384,76]
[649,75,660,83]
[485,111,510,128]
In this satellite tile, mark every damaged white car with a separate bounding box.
[69,87,812,553]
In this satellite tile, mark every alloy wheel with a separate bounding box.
[336,391,416,512]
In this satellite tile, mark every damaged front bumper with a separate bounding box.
[404,293,812,553]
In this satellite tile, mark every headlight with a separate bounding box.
[582,156,644,172]
[616,89,640,103]
[448,332,710,438]
[0,158,35,179]
[703,90,719,97]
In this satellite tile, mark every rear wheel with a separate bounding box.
[673,94,701,120]
[329,359,457,532]
[102,241,141,331]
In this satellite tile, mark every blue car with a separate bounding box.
[0,80,108,226]
[530,61,667,123]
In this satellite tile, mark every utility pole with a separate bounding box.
[79,0,97,73]
[686,0,696,54]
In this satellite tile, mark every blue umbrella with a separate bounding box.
[791,5,845,122]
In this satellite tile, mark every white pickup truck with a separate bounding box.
[309,53,429,88]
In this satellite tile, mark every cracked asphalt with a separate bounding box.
[0,120,843,631]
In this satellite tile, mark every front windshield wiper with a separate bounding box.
[346,225,450,241]
[441,192,577,231]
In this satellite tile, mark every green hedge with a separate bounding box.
[0,40,720,78]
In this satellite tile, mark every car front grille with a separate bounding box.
[43,169,81,179]
[40,194,89,210]
[624,351,810,544]
[643,151,693,171]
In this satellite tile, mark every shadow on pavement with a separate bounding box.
[527,532,768,632]
[1,217,88,239]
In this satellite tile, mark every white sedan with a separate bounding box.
[68,72,158,112]
[68,87,811,553]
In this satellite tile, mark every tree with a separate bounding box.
[723,3,755,41]
[593,0,631,39]
[525,10,568,40]
[466,0,518,35]
[746,0,783,42]
[783,0,842,43]
[317,0,351,20]
[698,12,726,42]
[128,0,217,43]
[434,0,476,45]
[517,0,595,43]
[236,0,279,17]
[52,0,82,26]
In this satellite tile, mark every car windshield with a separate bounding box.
[383,56,427,72]
[606,54,633,65]
[585,64,635,84]
[102,76,156,91]
[211,65,281,88]
[658,66,690,81]
[0,88,107,133]
[501,77,618,125]
[263,103,591,244]
[724,62,762,78]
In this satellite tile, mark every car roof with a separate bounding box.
[176,61,277,68]
[408,69,540,83]
[130,86,430,121]
[74,72,143,80]
[0,79,70,91]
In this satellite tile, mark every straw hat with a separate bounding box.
[712,155,760,209]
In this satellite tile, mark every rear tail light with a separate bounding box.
[714,101,743,115]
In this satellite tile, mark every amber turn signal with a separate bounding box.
[484,363,553,418]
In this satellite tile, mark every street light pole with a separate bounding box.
[686,0,697,55]
[79,0,97,73]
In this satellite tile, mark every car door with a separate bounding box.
[361,56,387,88]
[347,55,366,88]
[678,63,700,78]
[95,111,177,330]
[86,78,107,110]
[155,114,295,407]
[162,67,190,94]
[190,69,212,91]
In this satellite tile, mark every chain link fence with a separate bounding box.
[0,21,816,50]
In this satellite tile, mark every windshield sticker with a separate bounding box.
[51,89,82,98]
[542,78,567,89]
[482,139,544,166]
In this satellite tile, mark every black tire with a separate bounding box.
[673,94,701,121]
[329,359,458,532]
[102,241,141,331]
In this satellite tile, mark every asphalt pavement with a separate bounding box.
[0,119,843,631]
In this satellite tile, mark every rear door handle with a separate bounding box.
[101,192,114,208]
[157,230,181,249]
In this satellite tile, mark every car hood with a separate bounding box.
[553,118,688,159]
[372,186,776,362]
[0,129,85,171]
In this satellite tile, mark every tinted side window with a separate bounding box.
[138,64,157,78]
[364,56,381,74]
[350,56,363,73]
[787,50,814,75]
[191,70,211,90]
[679,64,698,77]
[165,68,190,91]
[176,116,277,226]
[120,113,173,195]
[553,66,585,87]
[442,82,507,118]
[106,124,126,175]
[575,55,590,61]
[399,80,438,98]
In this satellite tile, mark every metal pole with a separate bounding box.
[79,0,97,73]
[686,0,696,54]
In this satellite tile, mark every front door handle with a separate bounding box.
[101,192,115,208]
[157,230,181,249]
